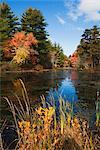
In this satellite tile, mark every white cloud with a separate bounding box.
[65,0,100,21]
[56,15,66,25]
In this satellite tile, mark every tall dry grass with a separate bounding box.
[2,79,100,150]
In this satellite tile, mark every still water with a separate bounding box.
[1,69,100,126]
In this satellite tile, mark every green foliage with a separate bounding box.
[21,8,48,55]
[48,42,66,68]
[39,41,67,68]
[0,3,67,68]
[0,2,19,59]
[77,26,100,69]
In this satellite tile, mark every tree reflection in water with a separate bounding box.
[1,69,100,127]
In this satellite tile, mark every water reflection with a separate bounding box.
[0,69,100,126]
[47,77,78,103]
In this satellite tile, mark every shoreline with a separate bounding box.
[0,64,100,74]
[1,67,72,74]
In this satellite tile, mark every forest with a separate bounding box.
[0,3,100,69]
[71,26,100,70]
[0,2,69,71]
[1,2,100,71]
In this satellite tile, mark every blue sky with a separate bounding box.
[6,0,100,56]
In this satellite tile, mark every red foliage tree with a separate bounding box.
[10,32,37,48]
[70,52,78,67]
[4,31,39,65]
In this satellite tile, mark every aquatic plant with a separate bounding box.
[95,91,100,127]
[2,79,99,150]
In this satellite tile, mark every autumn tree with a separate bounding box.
[70,52,78,67]
[4,31,38,65]
[0,2,19,59]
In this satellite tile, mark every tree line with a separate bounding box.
[77,26,100,69]
[0,2,68,69]
[70,26,100,69]
[0,2,99,70]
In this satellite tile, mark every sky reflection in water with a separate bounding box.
[47,76,78,107]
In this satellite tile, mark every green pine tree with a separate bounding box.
[21,8,48,55]
[0,2,19,60]
[77,26,100,68]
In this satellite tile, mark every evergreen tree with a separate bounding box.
[0,2,19,59]
[21,8,48,55]
[47,42,65,68]
[90,26,100,67]
[55,44,65,67]
[77,26,100,68]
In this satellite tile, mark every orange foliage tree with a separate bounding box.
[70,52,78,67]
[4,31,39,65]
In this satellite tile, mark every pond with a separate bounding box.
[1,69,100,127]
